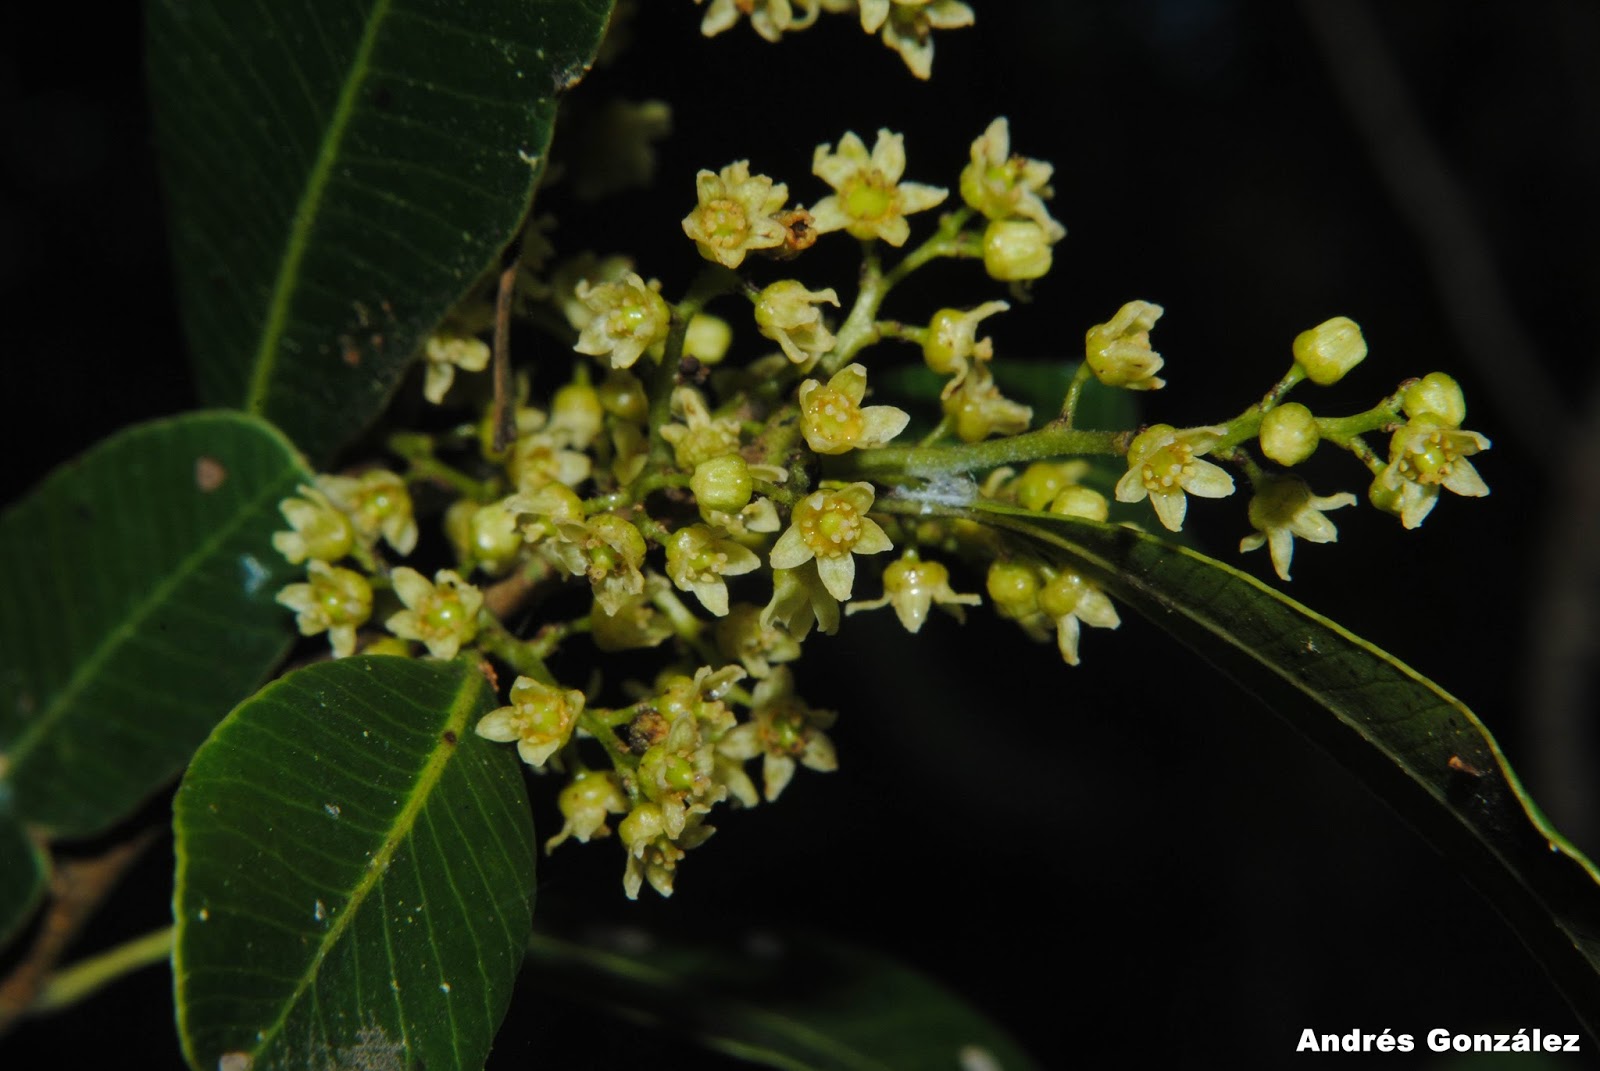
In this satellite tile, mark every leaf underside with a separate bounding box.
[0,412,308,838]
[957,501,1600,1035]
[526,928,1042,1071]
[147,0,617,462]
[173,656,535,1071]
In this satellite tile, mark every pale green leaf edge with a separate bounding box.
[0,814,47,949]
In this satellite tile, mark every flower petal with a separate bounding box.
[815,553,856,601]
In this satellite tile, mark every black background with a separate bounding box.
[4,1,1599,1066]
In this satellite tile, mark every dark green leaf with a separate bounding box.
[173,657,535,1071]
[956,500,1600,1035]
[0,412,308,838]
[0,814,46,949]
[148,0,617,462]
[525,928,1041,1071]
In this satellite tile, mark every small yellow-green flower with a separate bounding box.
[810,129,947,246]
[941,363,1032,442]
[1085,300,1165,391]
[846,550,980,632]
[546,769,628,852]
[762,560,842,639]
[573,271,671,369]
[318,470,418,556]
[923,300,1007,378]
[1114,424,1236,532]
[1370,417,1490,529]
[474,675,585,769]
[858,0,974,79]
[385,567,482,659]
[1239,476,1357,581]
[696,0,821,41]
[272,485,355,565]
[275,561,372,657]
[665,524,762,616]
[797,363,909,454]
[769,483,893,601]
[659,387,743,470]
[981,219,1056,281]
[716,604,802,678]
[959,117,1061,233]
[620,805,713,900]
[718,667,838,802]
[681,160,790,268]
[1293,316,1367,386]
[508,429,592,494]
[1036,566,1120,666]
[754,280,839,365]
[549,514,648,615]
[422,331,490,405]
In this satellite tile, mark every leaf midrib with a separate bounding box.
[243,667,486,1063]
[244,0,393,412]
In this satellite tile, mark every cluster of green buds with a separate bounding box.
[267,107,1489,897]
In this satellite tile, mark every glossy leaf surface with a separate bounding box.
[956,501,1600,1034]
[526,928,1041,1071]
[0,412,308,837]
[148,0,616,462]
[174,657,535,1071]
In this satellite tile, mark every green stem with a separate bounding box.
[1059,363,1095,426]
[833,423,1123,481]
[820,209,976,378]
[32,926,174,1014]
[476,616,556,685]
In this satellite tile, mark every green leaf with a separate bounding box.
[958,501,1600,1034]
[0,814,46,949]
[173,657,535,1071]
[0,412,309,838]
[525,928,1041,1071]
[148,0,617,462]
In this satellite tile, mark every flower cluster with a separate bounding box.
[692,0,973,80]
[263,109,1491,902]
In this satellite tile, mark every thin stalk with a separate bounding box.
[833,423,1123,481]
[32,926,174,1015]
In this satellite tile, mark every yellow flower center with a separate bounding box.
[842,173,895,222]
[422,595,466,635]
[802,385,864,445]
[1398,430,1458,485]
[796,491,862,558]
[701,198,750,247]
[1139,442,1196,493]
[687,545,730,582]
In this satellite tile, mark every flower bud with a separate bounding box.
[981,219,1054,281]
[1014,461,1087,512]
[1402,372,1466,428]
[986,561,1040,617]
[550,381,604,448]
[683,313,733,365]
[691,454,754,513]
[1292,316,1367,386]
[922,301,1007,376]
[598,369,649,423]
[1048,485,1109,521]
[1258,402,1319,466]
